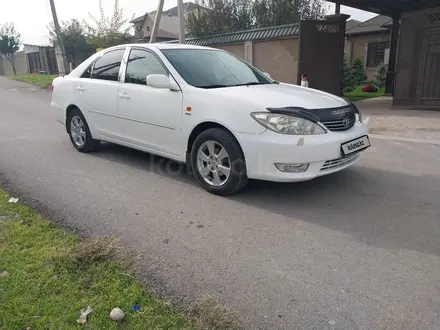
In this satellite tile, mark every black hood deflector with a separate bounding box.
[267,101,357,123]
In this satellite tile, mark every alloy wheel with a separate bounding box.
[196,140,231,187]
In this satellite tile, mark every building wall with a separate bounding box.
[344,38,353,62]
[253,39,298,84]
[213,37,299,85]
[216,43,246,59]
[143,16,155,38]
[0,51,28,75]
[347,32,390,80]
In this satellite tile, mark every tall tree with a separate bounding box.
[84,0,133,49]
[252,0,327,28]
[0,22,21,75]
[186,0,253,37]
[49,19,93,68]
[187,0,327,37]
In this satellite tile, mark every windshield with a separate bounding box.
[161,48,274,89]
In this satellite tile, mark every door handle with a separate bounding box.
[76,86,85,92]
[118,92,130,99]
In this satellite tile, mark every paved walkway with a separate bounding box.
[357,97,440,142]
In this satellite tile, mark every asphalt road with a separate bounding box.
[1,77,440,329]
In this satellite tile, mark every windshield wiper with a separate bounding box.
[194,84,228,89]
[231,82,269,87]
[195,81,276,89]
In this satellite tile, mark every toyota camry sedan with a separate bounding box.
[51,44,370,195]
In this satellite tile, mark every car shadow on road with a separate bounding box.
[231,166,440,257]
[90,143,440,257]
[89,142,198,186]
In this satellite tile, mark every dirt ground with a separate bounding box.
[357,97,440,142]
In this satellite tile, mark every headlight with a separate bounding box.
[251,112,326,135]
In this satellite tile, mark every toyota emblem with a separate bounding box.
[342,117,350,127]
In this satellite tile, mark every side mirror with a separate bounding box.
[147,74,171,89]
[263,72,271,79]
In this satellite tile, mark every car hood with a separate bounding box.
[203,83,348,109]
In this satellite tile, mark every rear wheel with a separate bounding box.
[191,128,247,195]
[67,108,100,153]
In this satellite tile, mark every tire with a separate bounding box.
[67,108,100,153]
[191,128,248,195]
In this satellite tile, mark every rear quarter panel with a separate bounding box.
[51,77,95,133]
[51,77,74,125]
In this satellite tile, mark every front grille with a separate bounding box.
[320,153,361,171]
[321,113,356,131]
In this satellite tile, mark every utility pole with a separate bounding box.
[150,0,185,44]
[48,0,69,74]
[150,0,165,43]
[177,0,185,43]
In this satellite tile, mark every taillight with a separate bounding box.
[51,84,54,92]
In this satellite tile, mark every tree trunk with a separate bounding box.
[0,57,4,75]
[5,55,16,75]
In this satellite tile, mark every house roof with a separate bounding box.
[345,19,361,31]
[130,1,206,23]
[161,2,206,16]
[166,23,300,46]
[346,15,392,35]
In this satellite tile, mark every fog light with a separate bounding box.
[275,163,309,173]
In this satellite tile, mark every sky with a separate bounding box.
[0,0,378,45]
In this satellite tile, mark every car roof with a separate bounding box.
[107,43,213,51]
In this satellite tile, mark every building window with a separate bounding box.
[146,26,150,31]
[366,42,390,67]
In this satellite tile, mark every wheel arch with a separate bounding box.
[65,104,80,133]
[186,121,245,164]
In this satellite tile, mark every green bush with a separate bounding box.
[342,58,356,93]
[374,63,387,90]
[351,58,367,85]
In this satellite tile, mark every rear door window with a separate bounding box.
[92,49,126,81]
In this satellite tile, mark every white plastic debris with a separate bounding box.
[328,320,336,326]
[8,197,19,203]
[109,307,125,321]
[76,306,93,324]
[0,271,9,277]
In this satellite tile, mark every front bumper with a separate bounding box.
[236,118,370,182]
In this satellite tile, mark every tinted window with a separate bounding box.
[161,49,272,88]
[125,49,168,85]
[92,49,125,81]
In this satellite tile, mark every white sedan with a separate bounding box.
[51,43,370,195]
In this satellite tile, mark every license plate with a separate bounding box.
[341,135,370,155]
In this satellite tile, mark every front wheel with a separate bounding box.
[191,128,248,195]
[67,108,100,153]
